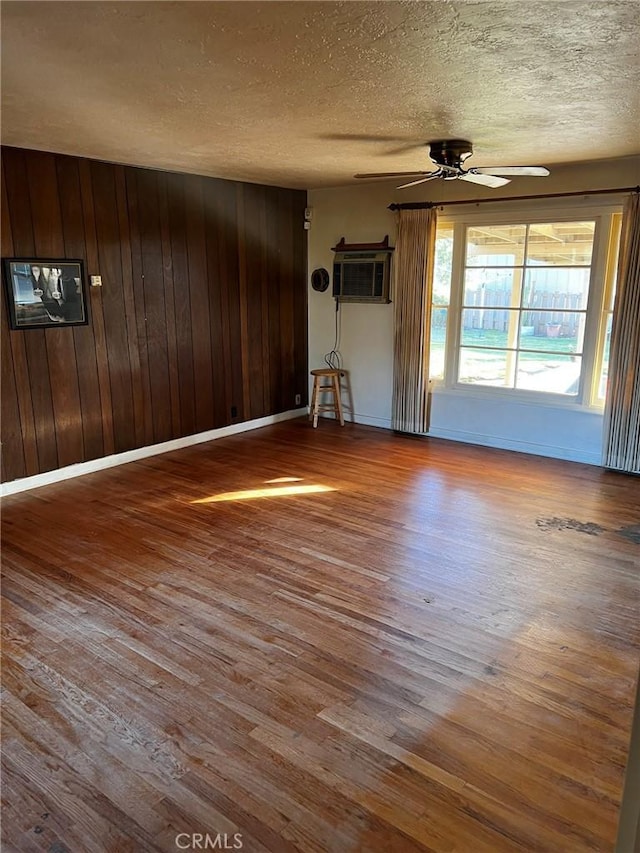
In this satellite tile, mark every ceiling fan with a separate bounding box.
[354,139,550,189]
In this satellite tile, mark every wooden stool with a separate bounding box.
[310,368,345,428]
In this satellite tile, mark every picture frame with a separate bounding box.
[3,258,89,330]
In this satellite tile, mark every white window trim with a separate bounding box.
[591,212,622,406]
[433,200,623,412]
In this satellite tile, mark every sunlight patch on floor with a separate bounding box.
[192,484,335,503]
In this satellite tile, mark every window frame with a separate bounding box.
[432,200,623,411]
[591,212,622,406]
[429,223,455,382]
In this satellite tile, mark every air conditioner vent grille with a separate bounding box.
[332,251,392,304]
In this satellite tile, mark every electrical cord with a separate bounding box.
[324,299,343,370]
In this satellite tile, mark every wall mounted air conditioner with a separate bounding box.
[331,236,393,304]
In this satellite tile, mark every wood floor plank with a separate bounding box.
[1,419,639,852]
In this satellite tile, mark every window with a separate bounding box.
[430,207,622,408]
[460,221,594,395]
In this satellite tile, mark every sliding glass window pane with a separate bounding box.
[526,222,595,266]
[463,267,520,307]
[466,225,526,266]
[461,309,518,347]
[518,312,586,354]
[458,347,512,387]
[429,308,448,380]
[523,267,591,310]
[516,353,582,395]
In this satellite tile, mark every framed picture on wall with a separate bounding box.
[2,258,88,330]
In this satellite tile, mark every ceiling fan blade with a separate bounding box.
[397,172,442,189]
[354,171,436,180]
[472,166,550,177]
[459,172,511,188]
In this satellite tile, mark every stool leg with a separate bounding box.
[333,373,345,426]
[312,377,321,428]
[342,371,354,423]
[309,377,318,422]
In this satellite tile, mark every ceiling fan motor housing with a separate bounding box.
[428,139,473,169]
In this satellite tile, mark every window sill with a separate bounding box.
[430,382,605,414]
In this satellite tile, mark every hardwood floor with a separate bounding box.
[2,419,639,852]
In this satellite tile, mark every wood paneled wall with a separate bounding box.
[1,147,308,483]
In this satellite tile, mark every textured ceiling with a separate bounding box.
[2,0,639,189]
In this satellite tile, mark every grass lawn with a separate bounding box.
[429,327,581,391]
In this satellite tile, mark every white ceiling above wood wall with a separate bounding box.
[2,0,639,189]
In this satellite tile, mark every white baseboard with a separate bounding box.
[349,413,393,430]
[314,413,600,465]
[427,426,602,466]
[1,408,307,497]
[316,411,393,430]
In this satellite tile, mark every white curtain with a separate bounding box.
[391,207,437,433]
[602,192,640,473]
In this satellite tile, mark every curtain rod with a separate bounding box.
[387,185,640,211]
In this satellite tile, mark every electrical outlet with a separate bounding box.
[231,405,238,418]
[295,394,301,406]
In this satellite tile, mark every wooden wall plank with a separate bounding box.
[14,154,59,474]
[134,169,172,445]
[42,304,85,469]
[157,173,181,438]
[26,151,64,257]
[213,180,240,423]
[0,170,26,482]
[124,168,154,448]
[27,152,85,469]
[91,161,136,453]
[292,192,308,405]
[258,186,272,414]
[0,292,25,482]
[114,165,145,449]
[265,186,283,414]
[203,181,227,428]
[236,185,251,420]
[56,155,104,462]
[278,188,296,411]
[22,332,59,472]
[1,154,36,477]
[4,149,52,475]
[2,148,35,252]
[79,158,115,457]
[166,172,196,437]
[184,174,214,434]
[1,147,308,484]
[244,183,267,420]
